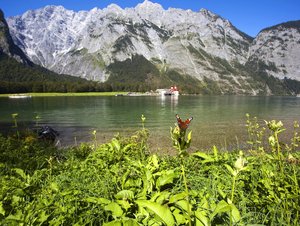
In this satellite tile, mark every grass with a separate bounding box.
[0,92,129,97]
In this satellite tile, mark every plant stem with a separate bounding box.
[230,176,236,204]
[292,164,299,222]
[181,165,192,226]
[230,175,237,226]
[274,132,283,173]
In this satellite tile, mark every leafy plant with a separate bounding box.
[245,113,266,153]
[0,115,299,225]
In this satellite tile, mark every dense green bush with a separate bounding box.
[0,116,299,225]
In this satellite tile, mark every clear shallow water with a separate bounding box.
[1,95,299,153]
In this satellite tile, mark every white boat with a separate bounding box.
[158,86,180,96]
[8,94,32,99]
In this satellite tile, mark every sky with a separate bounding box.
[0,0,299,37]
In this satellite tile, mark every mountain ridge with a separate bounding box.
[0,9,98,94]
[4,1,300,94]
[0,9,32,65]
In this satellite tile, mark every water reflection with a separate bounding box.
[0,96,299,152]
[159,95,178,108]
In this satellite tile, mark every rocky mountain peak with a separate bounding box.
[105,4,122,12]
[199,8,219,20]
[135,0,164,11]
[0,9,32,65]
[4,3,300,94]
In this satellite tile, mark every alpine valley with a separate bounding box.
[3,0,300,94]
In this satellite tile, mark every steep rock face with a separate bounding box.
[7,2,251,80]
[5,1,300,94]
[0,9,31,65]
[248,20,300,80]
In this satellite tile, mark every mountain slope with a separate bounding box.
[248,20,300,81]
[0,9,94,94]
[5,1,300,95]
[0,9,32,65]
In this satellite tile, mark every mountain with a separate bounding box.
[5,1,300,94]
[0,9,95,94]
[248,20,300,81]
[0,9,32,65]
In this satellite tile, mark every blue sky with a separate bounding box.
[1,0,299,37]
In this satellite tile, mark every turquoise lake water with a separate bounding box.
[1,95,299,153]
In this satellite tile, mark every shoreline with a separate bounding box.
[0,92,129,97]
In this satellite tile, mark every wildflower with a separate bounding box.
[141,114,146,123]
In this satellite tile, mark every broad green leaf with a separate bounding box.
[224,164,236,176]
[116,200,131,211]
[50,182,59,192]
[121,170,131,188]
[195,210,209,226]
[217,187,226,199]
[211,200,231,219]
[104,202,123,217]
[155,191,171,204]
[199,196,209,210]
[230,203,241,223]
[105,218,140,226]
[115,190,134,200]
[14,168,27,180]
[123,219,140,226]
[0,202,5,216]
[175,200,190,213]
[111,138,120,151]
[38,211,49,223]
[169,192,187,203]
[123,143,134,152]
[172,208,187,225]
[149,154,159,169]
[6,210,23,221]
[136,200,175,226]
[104,220,122,226]
[192,152,214,162]
[84,197,111,205]
[115,190,135,200]
[156,170,177,189]
[12,195,21,205]
[49,215,65,225]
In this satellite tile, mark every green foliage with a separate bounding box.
[283,77,300,95]
[245,58,294,95]
[0,116,299,225]
[0,54,118,94]
[170,126,192,157]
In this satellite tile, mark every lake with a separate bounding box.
[1,95,299,153]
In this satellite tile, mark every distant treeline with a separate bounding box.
[0,54,111,93]
[283,77,300,95]
[0,81,116,94]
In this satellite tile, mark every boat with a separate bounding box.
[161,86,179,96]
[8,94,32,99]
